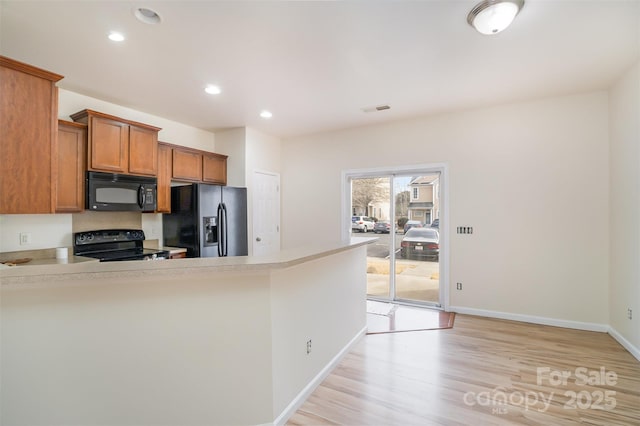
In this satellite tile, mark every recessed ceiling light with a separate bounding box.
[134,7,162,24]
[108,32,125,42]
[260,110,273,119]
[205,85,221,95]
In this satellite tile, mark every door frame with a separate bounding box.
[341,163,450,311]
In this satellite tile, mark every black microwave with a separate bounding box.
[86,172,157,212]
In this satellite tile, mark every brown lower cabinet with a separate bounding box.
[56,120,87,212]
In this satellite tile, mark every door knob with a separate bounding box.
[256,237,262,242]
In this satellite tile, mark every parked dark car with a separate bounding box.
[429,219,439,229]
[403,220,423,233]
[374,220,392,233]
[400,228,439,260]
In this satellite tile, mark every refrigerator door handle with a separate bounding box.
[222,202,228,256]
[217,203,223,257]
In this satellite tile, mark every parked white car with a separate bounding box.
[352,216,375,233]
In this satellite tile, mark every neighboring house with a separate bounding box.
[407,175,439,225]
[366,201,390,221]
[352,178,390,220]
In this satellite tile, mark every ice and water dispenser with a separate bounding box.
[203,216,218,246]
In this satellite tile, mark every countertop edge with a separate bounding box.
[0,237,377,288]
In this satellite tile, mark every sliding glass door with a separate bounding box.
[351,176,392,299]
[349,169,443,308]
[393,173,441,305]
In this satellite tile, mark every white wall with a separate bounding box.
[0,214,72,252]
[1,89,217,252]
[609,61,640,355]
[270,246,366,419]
[58,89,216,151]
[1,271,274,425]
[281,92,611,326]
[215,127,247,187]
[246,127,282,179]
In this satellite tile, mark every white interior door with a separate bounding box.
[253,171,281,256]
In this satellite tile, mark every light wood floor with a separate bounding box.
[287,314,640,425]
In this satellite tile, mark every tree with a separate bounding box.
[352,178,388,215]
[395,190,410,218]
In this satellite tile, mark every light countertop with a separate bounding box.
[1,237,377,287]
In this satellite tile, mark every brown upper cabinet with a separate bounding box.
[56,120,87,212]
[157,142,228,212]
[169,144,227,185]
[70,109,161,177]
[202,152,227,185]
[172,147,203,182]
[0,56,63,214]
[156,143,172,213]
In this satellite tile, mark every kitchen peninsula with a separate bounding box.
[1,238,374,425]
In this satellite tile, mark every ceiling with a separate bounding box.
[1,1,638,138]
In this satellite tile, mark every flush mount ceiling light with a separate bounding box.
[260,110,273,119]
[134,7,162,24]
[467,0,524,35]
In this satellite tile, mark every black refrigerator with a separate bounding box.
[163,184,248,258]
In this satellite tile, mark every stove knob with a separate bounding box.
[87,234,94,241]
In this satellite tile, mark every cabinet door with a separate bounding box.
[56,121,86,212]
[89,115,129,173]
[202,153,227,185]
[172,148,203,181]
[0,60,61,213]
[129,125,158,176]
[156,143,172,213]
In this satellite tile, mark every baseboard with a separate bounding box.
[449,306,610,332]
[608,326,640,362]
[271,325,368,426]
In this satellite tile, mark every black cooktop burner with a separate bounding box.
[73,229,169,262]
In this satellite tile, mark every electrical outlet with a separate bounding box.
[306,339,312,354]
[19,232,32,245]
[628,309,633,320]
[456,282,463,290]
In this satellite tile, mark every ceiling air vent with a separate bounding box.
[362,105,391,113]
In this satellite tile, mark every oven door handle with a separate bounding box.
[137,185,146,209]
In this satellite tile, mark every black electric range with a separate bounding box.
[73,229,169,262]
